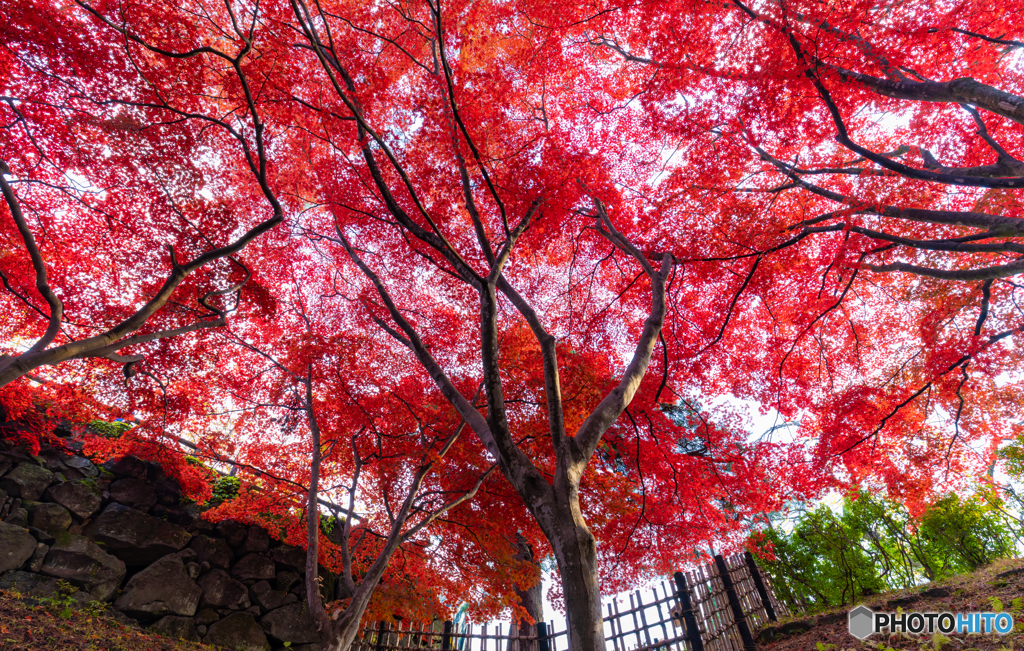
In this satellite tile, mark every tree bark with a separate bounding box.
[542,510,602,651]
[509,534,543,651]
[517,475,603,651]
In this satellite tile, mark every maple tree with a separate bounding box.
[200,286,516,650]
[3,1,1024,651]
[601,0,1024,509]
[0,0,284,388]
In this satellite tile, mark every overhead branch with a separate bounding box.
[478,199,543,466]
[0,7,284,387]
[808,68,1024,188]
[0,161,64,366]
[866,256,1024,281]
[432,0,510,235]
[731,0,1024,125]
[756,146,1024,234]
[290,0,481,283]
[574,199,673,467]
[975,280,993,336]
[829,65,1024,126]
[333,226,496,454]
[401,463,497,540]
[456,152,495,266]
[588,34,659,66]
[938,27,1024,49]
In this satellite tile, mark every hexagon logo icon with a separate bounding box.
[848,605,875,640]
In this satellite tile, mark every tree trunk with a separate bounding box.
[528,482,603,651]
[322,577,381,651]
[509,534,543,651]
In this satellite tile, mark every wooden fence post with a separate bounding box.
[743,551,778,622]
[536,622,549,651]
[713,555,756,650]
[442,621,454,651]
[672,571,705,651]
[376,621,389,651]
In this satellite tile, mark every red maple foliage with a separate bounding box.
[2,0,1022,650]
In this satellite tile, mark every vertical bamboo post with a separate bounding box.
[672,572,705,651]
[442,621,454,651]
[743,551,777,622]
[713,555,755,650]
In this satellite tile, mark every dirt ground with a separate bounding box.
[756,558,1024,651]
[0,588,212,651]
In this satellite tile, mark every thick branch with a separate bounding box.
[304,375,333,635]
[574,201,672,470]
[0,161,64,367]
[831,67,1024,126]
[866,256,1024,280]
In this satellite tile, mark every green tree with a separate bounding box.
[758,488,1019,611]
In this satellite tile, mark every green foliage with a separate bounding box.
[917,490,1017,576]
[930,632,952,651]
[88,420,132,439]
[998,435,1024,478]
[757,488,1018,611]
[37,580,107,619]
[319,513,336,536]
[319,514,347,543]
[211,475,241,503]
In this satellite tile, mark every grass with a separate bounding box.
[0,586,215,651]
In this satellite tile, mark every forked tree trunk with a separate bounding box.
[322,573,388,651]
[527,481,604,651]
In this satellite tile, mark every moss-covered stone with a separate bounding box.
[0,463,54,500]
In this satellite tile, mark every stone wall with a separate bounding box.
[0,438,326,651]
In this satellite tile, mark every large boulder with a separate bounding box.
[204,611,271,651]
[275,571,301,593]
[63,456,99,478]
[151,478,182,506]
[232,553,277,582]
[109,478,158,511]
[106,455,148,479]
[29,502,72,535]
[40,532,126,601]
[269,545,306,572]
[0,463,54,500]
[45,480,101,520]
[0,570,62,597]
[0,521,36,572]
[217,520,247,547]
[4,506,27,527]
[261,602,321,645]
[150,615,201,642]
[114,555,202,620]
[254,589,297,613]
[195,607,220,626]
[190,534,234,569]
[28,542,48,572]
[198,568,251,610]
[83,502,192,566]
[238,526,270,555]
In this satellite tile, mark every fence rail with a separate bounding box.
[352,552,793,651]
